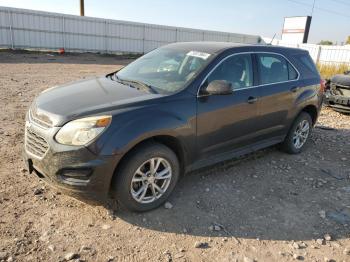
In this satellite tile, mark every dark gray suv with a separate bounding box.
[23,42,323,211]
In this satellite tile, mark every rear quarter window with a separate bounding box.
[288,63,298,80]
[293,53,320,78]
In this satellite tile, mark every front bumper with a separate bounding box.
[324,91,350,113]
[23,120,119,204]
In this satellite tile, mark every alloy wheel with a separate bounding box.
[130,157,172,204]
[293,119,310,149]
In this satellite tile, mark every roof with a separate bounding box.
[164,41,248,53]
[163,41,306,55]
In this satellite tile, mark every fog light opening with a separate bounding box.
[59,168,92,181]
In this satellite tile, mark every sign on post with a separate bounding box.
[281,16,312,44]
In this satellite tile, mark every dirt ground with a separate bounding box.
[0,50,349,262]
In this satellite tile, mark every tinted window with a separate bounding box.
[257,54,289,84]
[207,54,253,89]
[295,53,319,75]
[288,63,298,80]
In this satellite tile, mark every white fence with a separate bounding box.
[0,7,262,54]
[265,38,350,65]
[280,43,350,65]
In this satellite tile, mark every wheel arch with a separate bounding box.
[300,104,319,125]
[109,135,186,196]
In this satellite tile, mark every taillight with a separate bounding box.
[320,79,326,93]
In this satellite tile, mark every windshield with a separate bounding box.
[116,48,213,94]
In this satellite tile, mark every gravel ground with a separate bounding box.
[0,50,349,262]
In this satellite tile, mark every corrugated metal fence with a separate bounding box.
[0,7,262,54]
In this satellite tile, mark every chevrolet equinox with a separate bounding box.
[24,42,323,211]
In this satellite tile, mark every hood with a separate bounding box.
[331,74,350,88]
[33,76,161,126]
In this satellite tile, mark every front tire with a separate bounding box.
[113,143,180,212]
[280,112,312,154]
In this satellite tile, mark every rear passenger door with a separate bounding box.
[254,53,299,140]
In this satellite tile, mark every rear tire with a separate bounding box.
[280,112,312,154]
[113,143,180,212]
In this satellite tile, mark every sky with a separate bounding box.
[0,0,349,44]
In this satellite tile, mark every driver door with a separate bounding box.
[196,53,260,159]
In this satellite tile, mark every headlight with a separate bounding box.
[55,115,111,146]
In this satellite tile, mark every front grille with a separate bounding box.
[25,128,49,158]
[29,106,53,128]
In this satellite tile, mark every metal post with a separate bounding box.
[80,0,85,16]
[105,20,108,53]
[142,25,146,54]
[62,16,65,49]
[7,10,14,49]
[175,28,178,43]
[316,45,322,64]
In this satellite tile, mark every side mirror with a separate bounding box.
[205,80,233,95]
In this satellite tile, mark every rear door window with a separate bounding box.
[257,54,297,85]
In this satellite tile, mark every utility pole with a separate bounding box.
[311,0,316,16]
[305,0,315,44]
[80,0,85,16]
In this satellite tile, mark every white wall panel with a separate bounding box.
[144,25,176,42]
[12,29,62,49]
[177,29,203,42]
[11,12,61,31]
[203,31,229,42]
[0,9,10,46]
[228,34,244,43]
[0,9,9,26]
[65,34,105,51]
[0,6,262,54]
[64,18,105,36]
[107,22,143,40]
[0,28,10,46]
[108,38,143,53]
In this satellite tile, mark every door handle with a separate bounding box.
[291,86,300,92]
[247,96,258,104]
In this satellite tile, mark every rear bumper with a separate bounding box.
[324,91,350,113]
[23,121,120,205]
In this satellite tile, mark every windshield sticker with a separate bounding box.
[186,51,211,60]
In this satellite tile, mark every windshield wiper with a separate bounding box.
[112,74,157,94]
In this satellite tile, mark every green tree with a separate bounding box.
[346,36,350,45]
[318,40,333,45]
